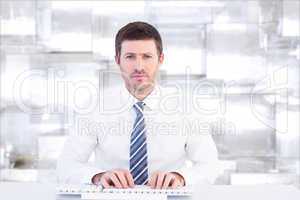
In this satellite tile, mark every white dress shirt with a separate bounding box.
[57,84,222,186]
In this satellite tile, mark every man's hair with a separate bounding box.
[115,21,163,57]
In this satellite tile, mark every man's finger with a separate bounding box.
[115,171,129,188]
[171,179,181,189]
[124,170,135,188]
[100,176,112,188]
[148,172,158,189]
[109,173,122,188]
[162,173,174,189]
[156,173,166,189]
[92,175,101,185]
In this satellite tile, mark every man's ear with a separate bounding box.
[115,54,120,65]
[159,53,164,65]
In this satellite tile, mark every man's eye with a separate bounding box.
[144,55,152,59]
[126,55,134,59]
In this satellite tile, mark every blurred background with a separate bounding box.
[0,0,299,185]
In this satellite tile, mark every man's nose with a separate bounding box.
[134,58,145,71]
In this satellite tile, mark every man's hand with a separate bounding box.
[147,171,185,189]
[92,169,135,189]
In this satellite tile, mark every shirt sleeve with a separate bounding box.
[174,131,223,186]
[56,115,105,185]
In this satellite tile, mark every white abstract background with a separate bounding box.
[0,0,299,185]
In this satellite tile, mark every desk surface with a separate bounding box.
[0,182,300,200]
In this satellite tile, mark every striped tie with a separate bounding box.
[129,101,148,185]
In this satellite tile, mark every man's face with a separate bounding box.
[115,39,164,93]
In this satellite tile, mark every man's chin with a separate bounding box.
[133,80,154,90]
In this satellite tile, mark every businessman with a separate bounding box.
[57,21,221,189]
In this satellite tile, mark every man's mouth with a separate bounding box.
[132,74,146,78]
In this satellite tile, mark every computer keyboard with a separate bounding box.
[57,184,192,196]
[102,185,192,196]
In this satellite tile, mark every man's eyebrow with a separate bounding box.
[123,52,135,56]
[144,52,154,55]
[124,52,154,55]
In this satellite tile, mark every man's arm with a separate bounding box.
[56,135,104,184]
[147,133,220,188]
[175,131,222,186]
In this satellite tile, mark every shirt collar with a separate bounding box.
[122,83,160,111]
[142,85,160,111]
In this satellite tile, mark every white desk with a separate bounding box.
[0,182,56,200]
[0,182,300,200]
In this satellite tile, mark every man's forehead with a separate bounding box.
[121,39,157,54]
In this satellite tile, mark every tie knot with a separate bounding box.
[134,101,145,114]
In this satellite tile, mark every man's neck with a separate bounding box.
[126,84,155,101]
